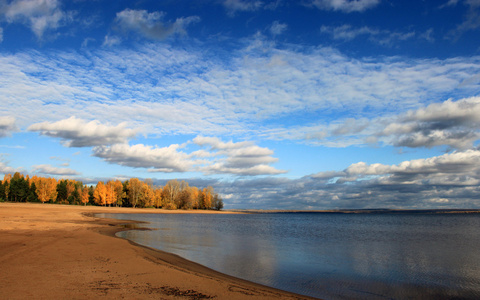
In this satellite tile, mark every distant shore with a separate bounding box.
[231,208,480,214]
[0,202,314,299]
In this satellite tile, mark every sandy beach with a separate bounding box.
[0,202,314,299]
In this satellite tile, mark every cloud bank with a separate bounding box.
[216,148,480,209]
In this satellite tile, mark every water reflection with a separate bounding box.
[97,213,480,299]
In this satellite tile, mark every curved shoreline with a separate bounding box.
[93,212,319,299]
[0,202,317,299]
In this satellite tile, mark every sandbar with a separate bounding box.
[0,202,315,299]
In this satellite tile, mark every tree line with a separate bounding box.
[0,172,224,210]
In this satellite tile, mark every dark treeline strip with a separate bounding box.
[0,172,223,210]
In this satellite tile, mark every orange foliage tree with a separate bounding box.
[81,186,90,206]
[93,181,107,206]
[31,176,57,203]
[1,172,223,210]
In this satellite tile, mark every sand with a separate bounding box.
[0,202,314,299]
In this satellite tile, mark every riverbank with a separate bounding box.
[0,202,314,299]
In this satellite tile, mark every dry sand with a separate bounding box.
[0,202,315,299]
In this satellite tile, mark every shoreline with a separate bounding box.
[0,202,316,299]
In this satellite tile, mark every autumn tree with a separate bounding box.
[81,186,90,206]
[93,181,107,206]
[32,176,57,203]
[0,172,223,209]
[199,186,214,209]
[111,180,124,207]
[66,180,77,203]
[164,180,181,205]
[3,174,11,201]
[190,187,200,209]
[140,182,154,208]
[127,178,142,208]
[153,186,163,208]
[105,181,113,206]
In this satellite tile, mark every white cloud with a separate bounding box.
[312,149,480,187]
[31,164,80,176]
[379,97,480,149]
[1,41,479,145]
[0,116,17,137]
[320,24,416,45]
[193,136,286,175]
[446,0,480,38]
[0,160,19,175]
[212,148,480,209]
[93,143,195,173]
[440,0,460,8]
[91,136,285,176]
[269,21,287,36]
[2,0,73,39]
[102,35,121,47]
[310,0,380,13]
[223,0,264,15]
[28,117,137,147]
[265,97,480,149]
[321,24,377,40]
[114,8,199,40]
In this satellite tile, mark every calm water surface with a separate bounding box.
[97,212,480,299]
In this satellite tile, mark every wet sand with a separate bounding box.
[0,202,314,299]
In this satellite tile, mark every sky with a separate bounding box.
[1,0,480,210]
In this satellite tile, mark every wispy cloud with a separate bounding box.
[1,0,73,40]
[269,21,287,36]
[223,0,264,15]
[0,156,21,175]
[444,0,480,38]
[28,116,137,147]
[320,24,416,46]
[32,164,80,176]
[113,8,200,41]
[309,0,380,13]
[265,97,480,149]
[102,35,121,47]
[1,41,479,146]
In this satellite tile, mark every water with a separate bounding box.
[96,212,480,299]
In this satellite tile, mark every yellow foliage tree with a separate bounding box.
[112,180,124,207]
[81,186,90,206]
[32,176,57,203]
[154,187,163,208]
[3,173,11,200]
[94,181,107,206]
[141,182,154,208]
[128,178,142,208]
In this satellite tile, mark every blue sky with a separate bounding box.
[1,0,480,209]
